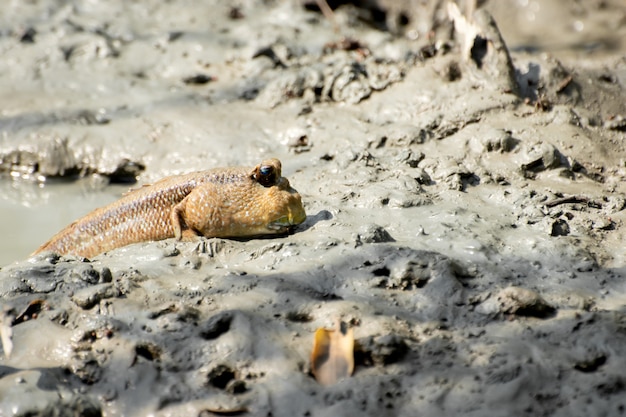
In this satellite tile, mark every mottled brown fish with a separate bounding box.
[33,158,306,258]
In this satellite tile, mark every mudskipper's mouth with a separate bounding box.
[268,205,307,232]
[290,205,307,225]
[267,223,294,233]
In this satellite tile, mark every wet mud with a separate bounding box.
[1,1,626,416]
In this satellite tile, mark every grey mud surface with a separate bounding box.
[2,1,626,416]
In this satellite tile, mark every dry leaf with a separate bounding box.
[311,320,354,386]
[0,308,14,358]
[0,300,46,358]
[447,1,481,61]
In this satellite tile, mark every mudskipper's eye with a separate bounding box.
[260,165,272,177]
[255,164,277,187]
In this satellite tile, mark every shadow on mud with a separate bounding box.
[2,241,626,415]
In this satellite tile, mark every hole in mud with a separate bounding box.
[354,335,408,366]
[372,267,390,277]
[551,219,570,237]
[182,74,213,85]
[240,87,259,100]
[596,377,626,395]
[285,311,313,322]
[135,343,161,361]
[574,354,607,373]
[470,35,488,69]
[369,7,387,27]
[200,312,233,340]
[397,12,409,28]
[207,364,236,389]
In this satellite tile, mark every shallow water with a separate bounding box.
[0,179,126,265]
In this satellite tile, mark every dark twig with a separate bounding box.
[544,196,602,209]
[555,74,574,94]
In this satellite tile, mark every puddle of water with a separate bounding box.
[0,179,129,266]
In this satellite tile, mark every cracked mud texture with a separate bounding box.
[2,0,626,416]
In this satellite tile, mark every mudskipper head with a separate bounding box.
[251,158,306,233]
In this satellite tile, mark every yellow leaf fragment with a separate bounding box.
[311,320,354,386]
